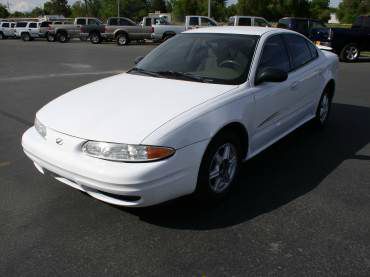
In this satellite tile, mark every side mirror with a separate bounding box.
[255,68,288,85]
[134,56,144,64]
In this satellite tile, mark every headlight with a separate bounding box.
[81,141,175,162]
[35,117,47,138]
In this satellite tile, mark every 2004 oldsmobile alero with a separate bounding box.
[22,27,338,207]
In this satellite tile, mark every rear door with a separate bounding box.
[28,22,39,37]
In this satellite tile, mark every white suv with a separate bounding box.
[0,22,16,39]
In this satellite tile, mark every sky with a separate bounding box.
[1,0,342,13]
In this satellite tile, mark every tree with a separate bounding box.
[337,0,370,23]
[170,0,227,21]
[30,7,45,17]
[310,0,330,21]
[71,0,86,17]
[151,0,167,12]
[0,3,10,18]
[44,0,71,17]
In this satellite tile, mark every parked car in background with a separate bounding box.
[311,15,370,62]
[15,21,52,41]
[48,17,102,43]
[81,17,153,46]
[228,16,271,27]
[0,21,16,39]
[149,15,218,42]
[22,27,338,207]
[277,17,326,38]
[46,21,72,42]
[14,21,27,38]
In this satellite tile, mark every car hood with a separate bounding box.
[37,73,236,144]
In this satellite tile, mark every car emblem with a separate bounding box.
[56,138,63,145]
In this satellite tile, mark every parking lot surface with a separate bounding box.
[0,40,370,276]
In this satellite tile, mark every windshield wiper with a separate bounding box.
[128,67,161,78]
[156,70,211,83]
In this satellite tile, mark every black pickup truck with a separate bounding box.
[311,15,370,62]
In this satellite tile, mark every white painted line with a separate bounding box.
[0,70,123,82]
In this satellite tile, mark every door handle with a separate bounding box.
[290,81,299,90]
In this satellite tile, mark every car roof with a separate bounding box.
[185,26,286,36]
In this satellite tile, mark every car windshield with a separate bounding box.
[130,33,259,85]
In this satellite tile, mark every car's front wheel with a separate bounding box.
[57,32,68,43]
[46,33,55,42]
[21,33,31,41]
[195,131,242,202]
[0,33,4,40]
[90,32,101,44]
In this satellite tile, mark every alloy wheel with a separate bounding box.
[208,143,238,193]
[319,93,330,123]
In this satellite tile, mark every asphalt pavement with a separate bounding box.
[0,39,369,276]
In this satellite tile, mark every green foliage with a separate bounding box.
[310,0,330,21]
[71,0,87,17]
[0,3,10,18]
[337,0,370,23]
[44,0,71,17]
[171,0,227,21]
[151,0,167,12]
[30,7,45,17]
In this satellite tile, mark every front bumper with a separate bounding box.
[22,127,207,207]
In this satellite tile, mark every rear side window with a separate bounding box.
[76,18,86,25]
[189,17,199,26]
[238,17,251,26]
[16,22,27,27]
[284,34,314,69]
[295,20,309,35]
[307,41,318,59]
[257,35,290,75]
[11,23,15,27]
[88,19,99,25]
[40,21,51,27]
[2,23,9,28]
[109,18,118,25]
[145,18,152,26]
[29,23,37,28]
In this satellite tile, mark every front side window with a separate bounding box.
[16,22,27,28]
[238,17,251,26]
[310,20,326,30]
[201,17,216,27]
[295,20,309,35]
[283,34,313,69]
[257,35,290,76]
[11,23,15,27]
[88,19,99,25]
[255,18,269,27]
[132,33,259,85]
[2,23,9,28]
[40,21,51,27]
[29,23,37,28]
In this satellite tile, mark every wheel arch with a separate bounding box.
[324,79,335,99]
[114,30,129,39]
[208,122,249,159]
[162,31,176,39]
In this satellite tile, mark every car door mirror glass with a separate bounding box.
[255,68,288,85]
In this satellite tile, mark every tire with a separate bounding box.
[90,32,102,44]
[116,33,129,46]
[340,43,360,62]
[194,131,243,203]
[0,33,4,40]
[314,89,332,128]
[46,33,55,42]
[57,32,68,43]
[21,33,30,41]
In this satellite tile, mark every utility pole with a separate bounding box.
[208,0,211,18]
[117,0,120,17]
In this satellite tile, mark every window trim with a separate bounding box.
[254,33,291,85]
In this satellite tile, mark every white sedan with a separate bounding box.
[22,27,338,207]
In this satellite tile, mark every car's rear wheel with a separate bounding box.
[21,33,30,41]
[57,32,68,43]
[340,43,360,62]
[90,32,101,44]
[0,33,4,40]
[116,33,129,46]
[194,131,242,203]
[314,89,332,127]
